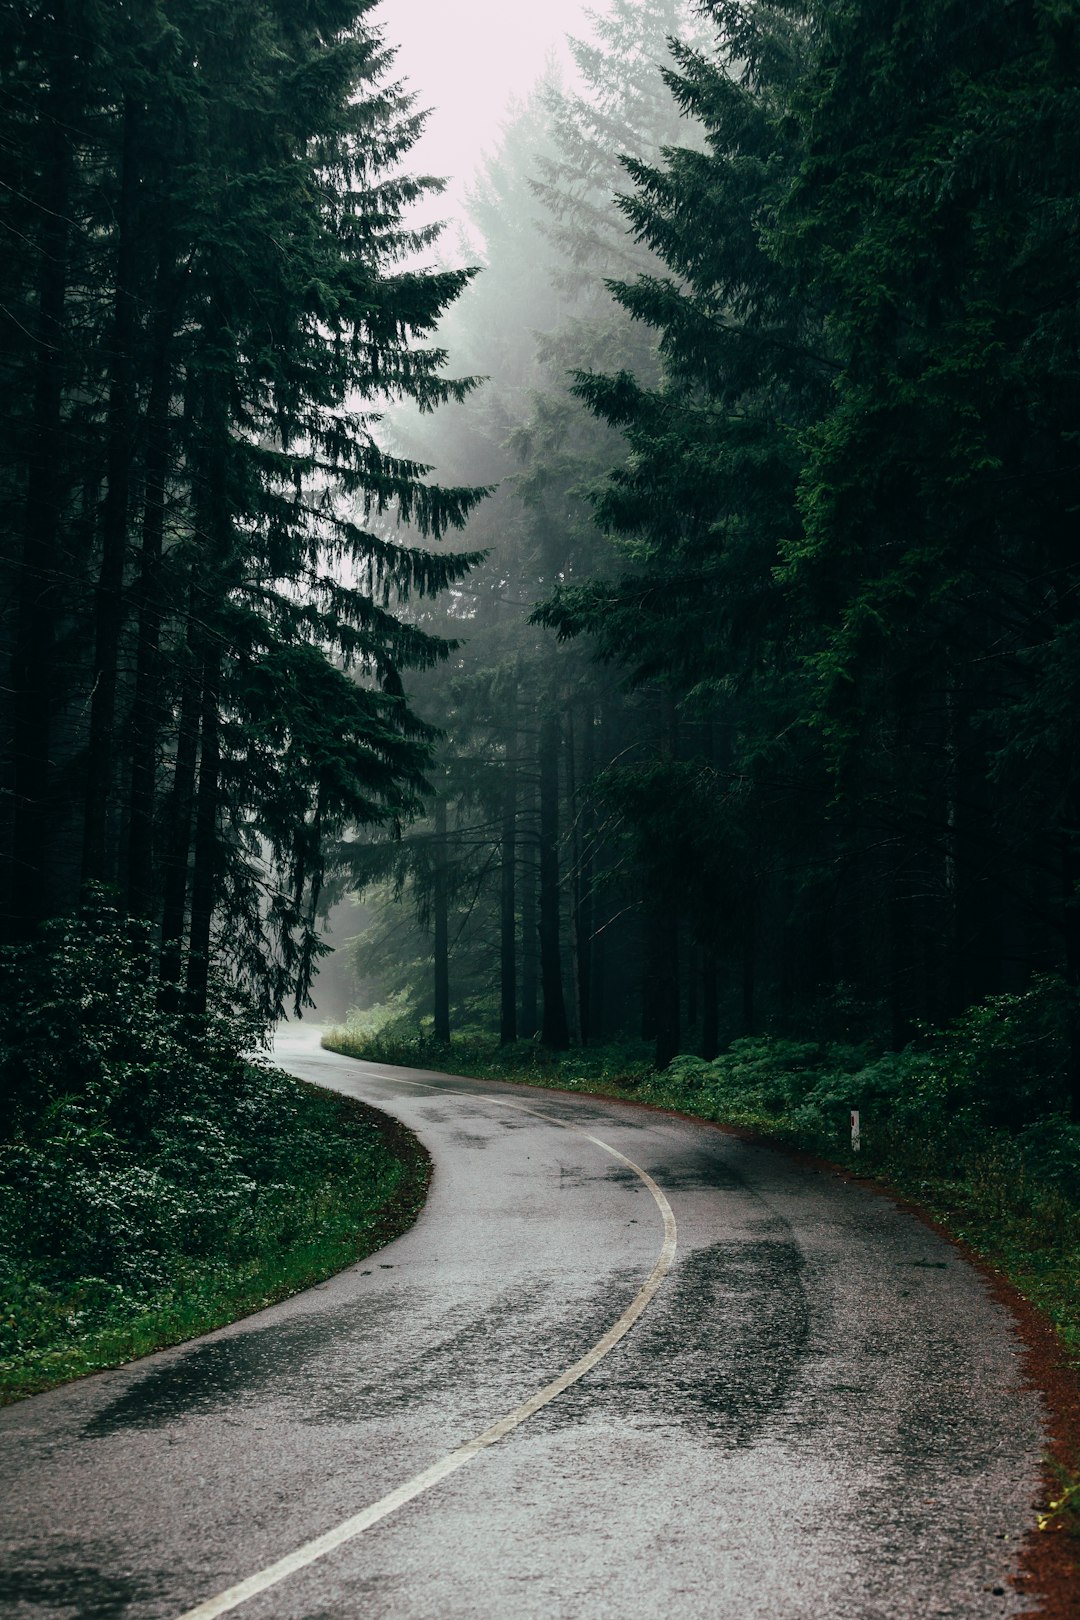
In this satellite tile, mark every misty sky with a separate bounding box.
[384,0,593,223]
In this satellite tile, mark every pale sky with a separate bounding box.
[381,0,593,227]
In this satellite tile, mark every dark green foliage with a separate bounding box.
[0,897,255,1137]
[325,1018,656,1091]
[667,978,1077,1150]
[517,0,1080,1099]
[0,0,485,1028]
[0,899,423,1395]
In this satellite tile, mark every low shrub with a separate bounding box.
[0,900,427,1400]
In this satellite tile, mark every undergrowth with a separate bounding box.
[0,902,429,1402]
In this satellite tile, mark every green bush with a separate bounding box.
[327,1014,654,1091]
[0,899,423,1395]
[656,979,1074,1157]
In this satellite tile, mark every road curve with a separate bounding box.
[0,1028,1045,1619]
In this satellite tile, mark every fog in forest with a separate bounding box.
[283,0,1080,1108]
[5,0,1078,1098]
[389,1,588,221]
[312,0,710,1035]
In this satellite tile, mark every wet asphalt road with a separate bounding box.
[0,1029,1045,1619]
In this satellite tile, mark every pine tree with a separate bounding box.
[1,0,488,1024]
[534,3,839,1054]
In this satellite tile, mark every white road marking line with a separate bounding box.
[175,1077,677,1620]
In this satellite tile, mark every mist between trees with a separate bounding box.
[334,0,1080,1141]
[3,0,1080,1146]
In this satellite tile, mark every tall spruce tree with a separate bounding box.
[535,3,839,1055]
[0,0,487,1025]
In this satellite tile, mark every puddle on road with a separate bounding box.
[615,1151,746,1193]
[448,1129,491,1150]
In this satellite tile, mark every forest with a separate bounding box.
[332,0,1080,1111]
[2,0,1080,1389]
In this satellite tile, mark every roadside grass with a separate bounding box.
[0,901,433,1404]
[0,1076,430,1404]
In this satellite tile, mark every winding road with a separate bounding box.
[0,1028,1045,1618]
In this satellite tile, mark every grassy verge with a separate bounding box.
[322,1022,1080,1380]
[0,1071,430,1404]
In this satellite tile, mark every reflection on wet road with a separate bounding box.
[0,1030,1045,1619]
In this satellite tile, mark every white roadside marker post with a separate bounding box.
[850,1108,861,1155]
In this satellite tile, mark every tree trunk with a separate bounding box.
[157,634,201,1011]
[185,644,221,1016]
[433,794,451,1043]
[83,97,141,886]
[538,709,570,1049]
[641,920,657,1042]
[888,845,917,1049]
[652,909,680,1069]
[1062,782,1080,1123]
[701,949,719,1060]
[591,922,606,1043]
[653,693,680,1065]
[574,705,595,1045]
[519,795,539,1040]
[944,681,1004,1019]
[179,322,233,1015]
[499,734,517,1046]
[565,709,583,1045]
[9,9,72,938]
[742,891,758,1038]
[125,247,177,918]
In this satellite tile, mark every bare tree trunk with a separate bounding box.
[433,794,451,1043]
[574,705,595,1045]
[185,644,221,1016]
[652,908,680,1068]
[1061,783,1080,1124]
[519,782,538,1039]
[566,709,582,1045]
[687,943,699,1029]
[539,709,570,1050]
[742,890,758,1038]
[125,248,177,919]
[888,846,917,1048]
[157,631,200,1011]
[83,98,141,886]
[701,949,719,1060]
[9,8,72,938]
[653,694,681,1066]
[591,923,606,1043]
[499,729,517,1046]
